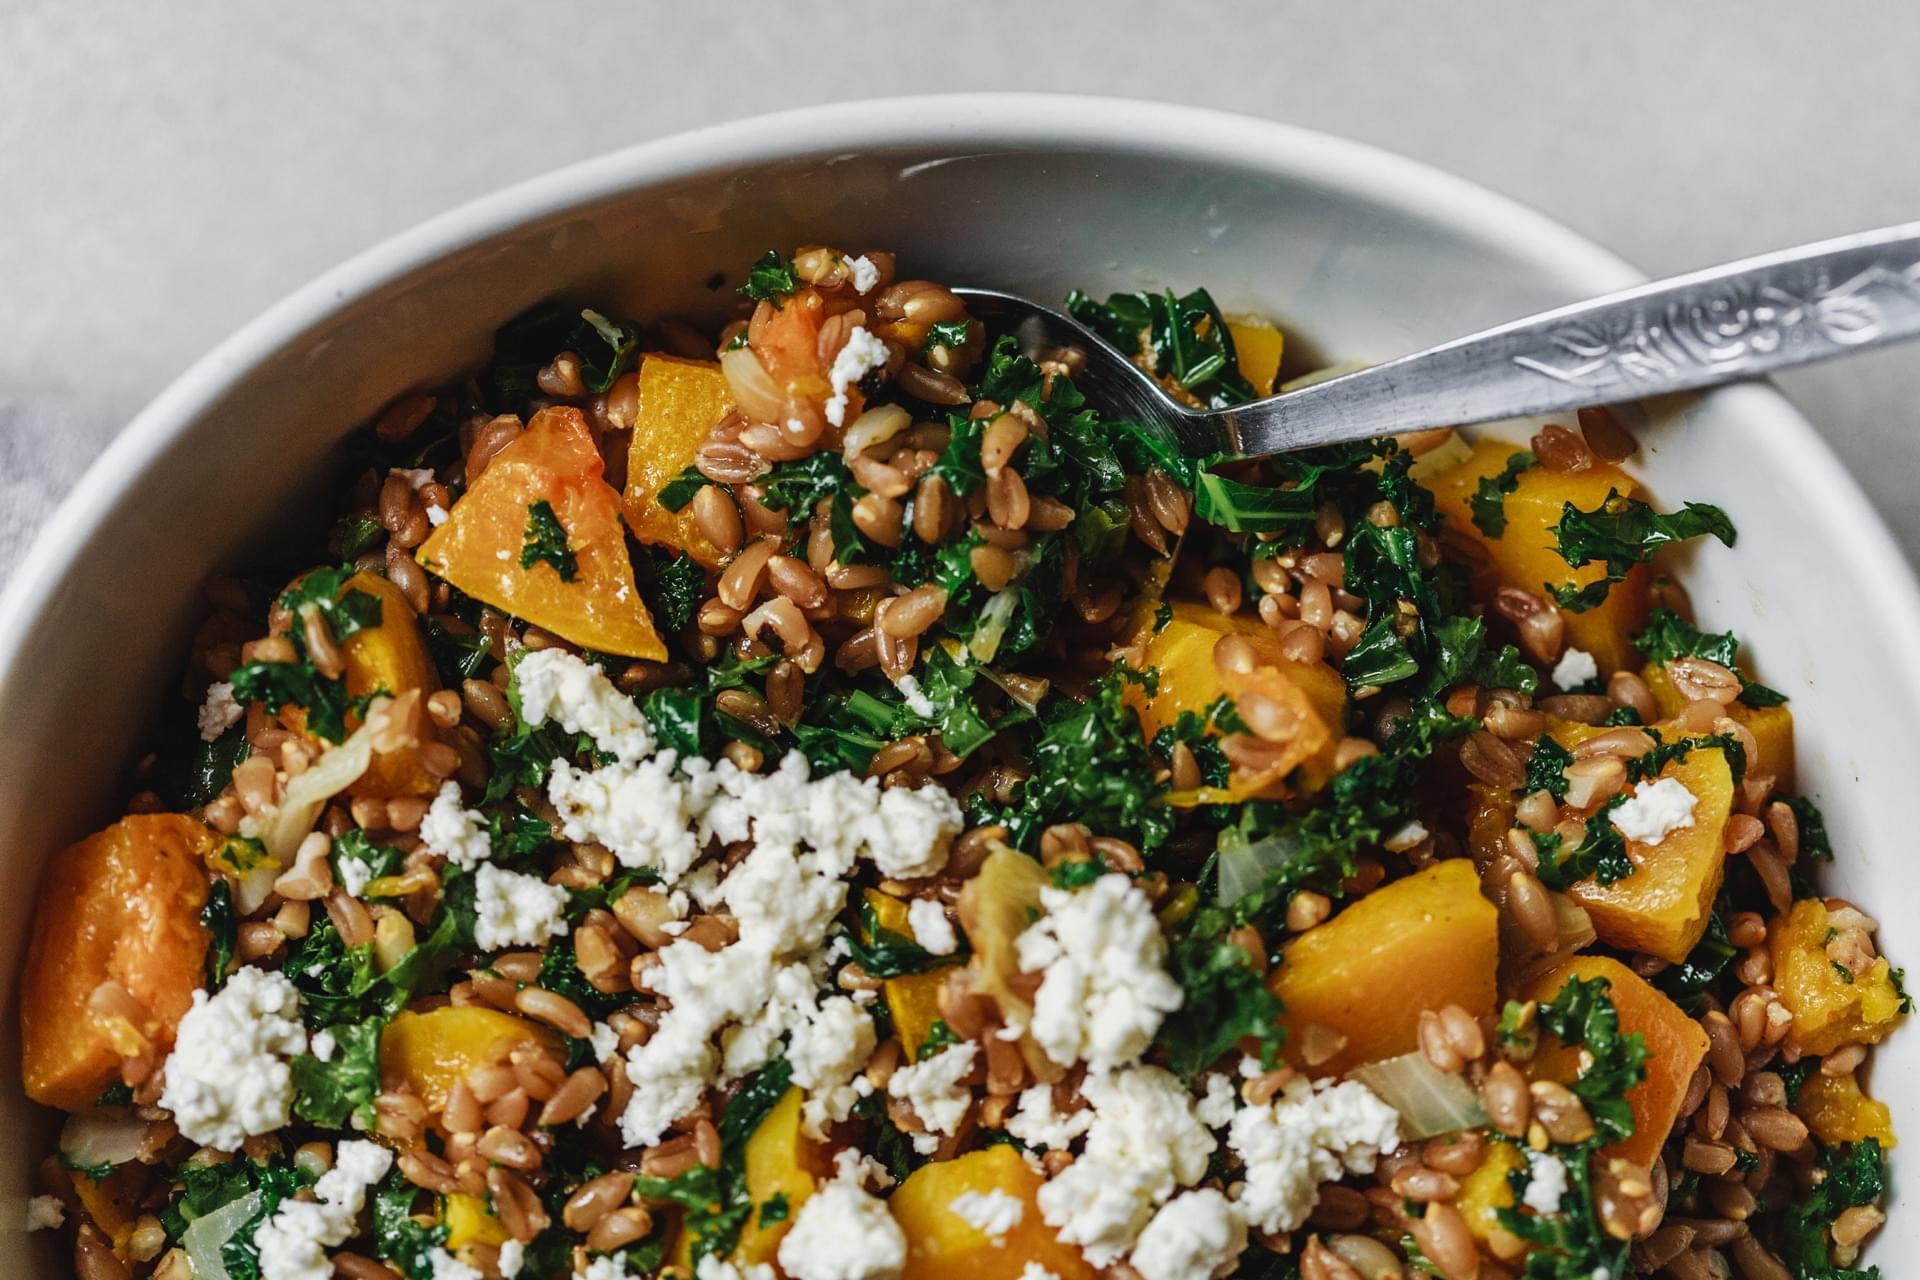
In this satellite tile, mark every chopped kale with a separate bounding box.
[995,667,1171,857]
[519,499,578,581]
[1655,910,1737,1012]
[419,617,491,683]
[484,301,641,409]
[1065,286,1259,409]
[1158,928,1285,1079]
[290,1019,383,1128]
[1469,451,1535,538]
[738,251,801,305]
[1632,607,1787,706]
[658,465,712,512]
[201,879,236,989]
[1784,794,1835,861]
[918,1020,964,1060]
[844,894,964,979]
[1525,736,1573,800]
[1549,491,1736,611]
[1780,1139,1886,1279]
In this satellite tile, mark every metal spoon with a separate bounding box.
[956,221,1920,458]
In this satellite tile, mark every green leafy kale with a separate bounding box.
[519,499,578,581]
[658,465,711,513]
[484,302,641,409]
[917,1020,964,1060]
[639,549,706,635]
[844,895,965,979]
[1530,814,1629,890]
[738,251,801,305]
[1470,451,1535,538]
[637,1059,794,1266]
[1158,928,1284,1079]
[1656,910,1737,1012]
[924,319,971,353]
[995,667,1171,856]
[157,1155,316,1278]
[291,1019,383,1128]
[283,877,471,1025]
[331,828,404,894]
[537,935,632,1021]
[1549,492,1736,611]
[1065,286,1259,409]
[1525,736,1573,800]
[1780,1139,1886,1279]
[1784,794,1835,861]
[1420,615,1539,699]
[419,617,491,684]
[201,878,236,989]
[371,1173,449,1280]
[1633,607,1787,706]
[280,567,384,647]
[228,657,355,744]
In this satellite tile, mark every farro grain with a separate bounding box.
[587,1207,655,1254]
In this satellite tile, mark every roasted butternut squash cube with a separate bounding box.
[21,815,217,1110]
[736,1086,833,1265]
[1225,316,1285,396]
[379,1007,562,1119]
[1770,899,1905,1056]
[417,406,665,659]
[1127,601,1345,795]
[1270,859,1498,1077]
[890,1144,1094,1280]
[865,889,958,1060]
[443,1193,511,1251]
[1456,1141,1524,1243]
[1565,747,1733,964]
[70,1164,149,1257]
[1427,437,1650,674]
[623,354,736,568]
[334,571,441,798]
[1796,1071,1896,1148]
[1531,956,1710,1167]
[1640,663,1795,788]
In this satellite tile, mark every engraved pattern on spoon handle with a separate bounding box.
[1226,221,1920,456]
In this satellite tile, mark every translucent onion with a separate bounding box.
[967,590,1020,665]
[181,1190,261,1280]
[842,404,911,459]
[234,717,376,912]
[59,1113,147,1169]
[1350,1051,1488,1139]
[1213,830,1301,906]
[719,347,785,424]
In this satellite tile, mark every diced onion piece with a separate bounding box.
[181,1189,261,1280]
[1351,1051,1488,1139]
[842,404,911,459]
[1213,831,1301,907]
[59,1113,148,1169]
[720,347,784,424]
[234,714,378,912]
[968,590,1020,664]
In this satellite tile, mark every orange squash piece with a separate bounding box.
[379,1007,562,1122]
[1225,316,1285,396]
[736,1087,834,1265]
[1563,747,1733,965]
[1796,1071,1896,1148]
[336,571,441,797]
[1427,437,1651,674]
[1641,663,1795,788]
[890,1144,1095,1280]
[623,354,737,568]
[1456,1142,1525,1243]
[1270,859,1498,1077]
[1770,899,1905,1056]
[69,1164,150,1257]
[1127,601,1346,796]
[1531,956,1710,1167]
[417,406,665,660]
[866,889,958,1060]
[21,815,217,1111]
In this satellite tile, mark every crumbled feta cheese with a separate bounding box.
[309,1029,337,1063]
[427,1248,483,1280]
[950,1188,1024,1239]
[1018,874,1183,1071]
[418,780,492,869]
[334,847,374,898]
[27,1195,64,1230]
[497,1239,525,1279]
[1006,1083,1094,1151]
[1552,647,1600,691]
[1195,1073,1240,1129]
[589,1021,621,1064]
[787,994,878,1137]
[1018,1267,1060,1280]
[425,503,449,527]
[1129,1189,1248,1280]
[577,1257,643,1280]
[834,1145,897,1192]
[1227,1076,1401,1234]
[908,898,959,956]
[472,863,570,950]
[1524,1150,1569,1214]
[1382,820,1430,854]
[696,1258,776,1280]
[778,1170,907,1280]
[198,681,243,742]
[548,754,704,880]
[253,1139,392,1279]
[894,673,937,718]
[513,649,654,762]
[824,326,890,428]
[1036,1066,1215,1265]
[845,255,881,294]
[392,467,435,491]
[1610,775,1698,846]
[888,1042,976,1140]
[160,967,307,1151]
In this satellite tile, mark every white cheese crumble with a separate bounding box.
[1382,820,1430,854]
[334,848,374,898]
[777,1169,907,1280]
[1017,873,1184,1071]
[513,648,655,762]
[1610,775,1699,846]
[696,1258,776,1280]
[160,967,307,1151]
[253,1139,392,1280]
[1018,1267,1060,1280]
[547,754,704,880]
[497,1239,525,1279]
[1525,1150,1570,1214]
[907,897,959,956]
[1006,1082,1094,1151]
[577,1257,644,1280]
[198,680,243,742]
[1195,1073,1240,1129]
[1552,647,1600,691]
[419,780,493,869]
[472,863,571,950]
[894,673,937,718]
[887,1041,976,1146]
[27,1195,64,1230]
[845,255,881,294]
[425,503,449,527]
[1226,1076,1401,1234]
[950,1188,1024,1239]
[428,1248,484,1280]
[786,994,878,1138]
[1035,1066,1215,1266]
[824,326,890,428]
[589,1021,621,1064]
[1129,1188,1248,1280]
[309,1029,337,1063]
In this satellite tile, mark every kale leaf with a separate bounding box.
[1525,736,1573,801]
[995,667,1171,857]
[1633,607,1787,706]
[201,878,236,989]
[1780,1139,1886,1279]
[1549,492,1736,611]
[519,499,578,581]
[1470,451,1535,538]
[738,251,801,305]
[1065,286,1259,409]
[290,1019,384,1128]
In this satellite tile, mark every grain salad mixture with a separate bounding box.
[18,246,1904,1280]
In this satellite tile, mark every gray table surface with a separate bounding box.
[5,0,1918,585]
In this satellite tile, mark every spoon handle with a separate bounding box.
[1225,221,1920,456]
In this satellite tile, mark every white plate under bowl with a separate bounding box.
[2,95,1913,1271]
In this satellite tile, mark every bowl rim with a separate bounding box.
[4,91,1917,702]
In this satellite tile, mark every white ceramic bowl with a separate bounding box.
[3,95,1914,1269]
